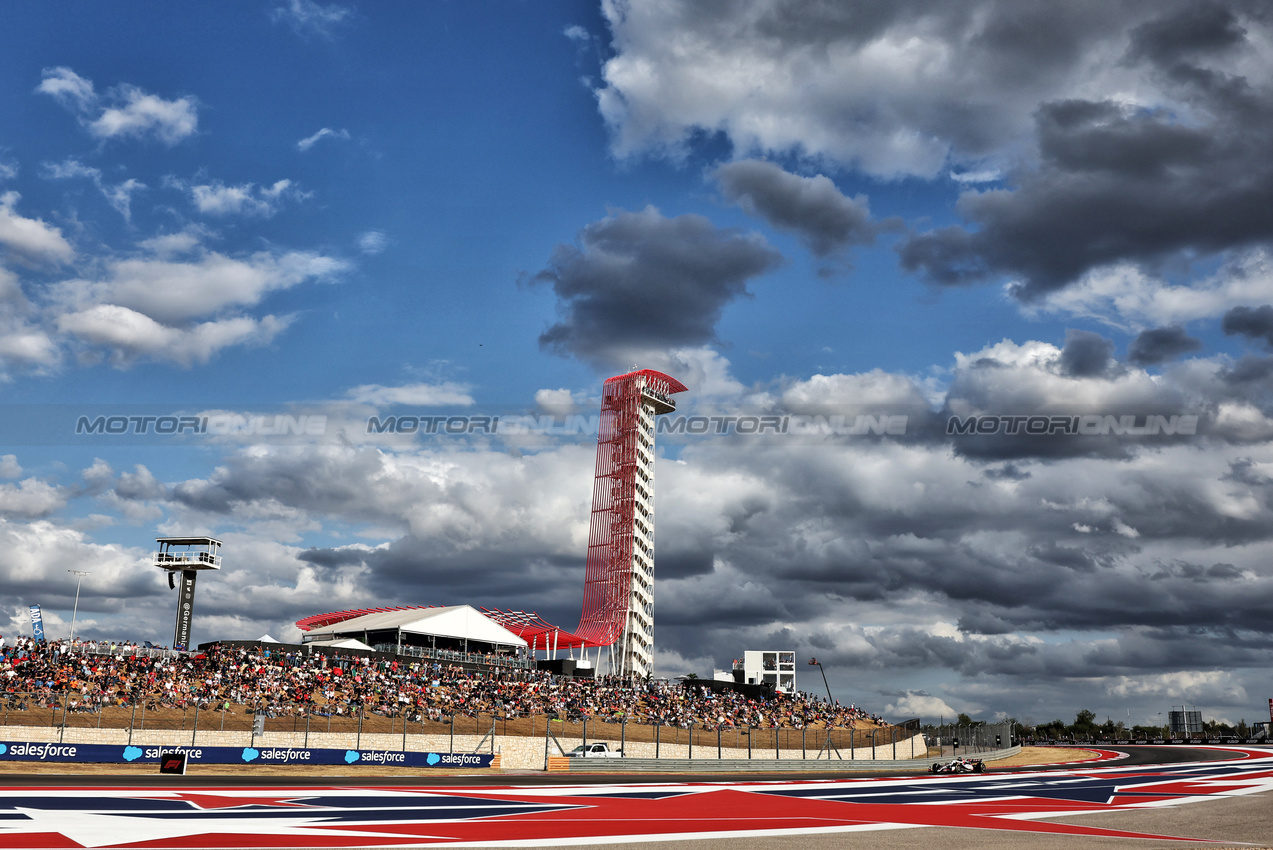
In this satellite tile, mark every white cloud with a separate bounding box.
[1027,251,1273,329]
[135,229,207,259]
[53,249,348,324]
[0,327,59,369]
[188,179,302,217]
[884,690,957,721]
[535,388,581,415]
[58,304,291,367]
[35,67,95,111]
[563,25,590,42]
[38,67,197,145]
[0,456,21,479]
[272,0,353,38]
[297,127,350,151]
[39,239,344,366]
[43,158,145,221]
[90,85,198,144]
[357,230,388,254]
[0,191,74,266]
[0,479,66,518]
[346,382,476,406]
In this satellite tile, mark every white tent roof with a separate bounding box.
[306,637,374,651]
[258,634,280,643]
[307,604,527,649]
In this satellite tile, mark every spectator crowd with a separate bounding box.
[0,636,889,732]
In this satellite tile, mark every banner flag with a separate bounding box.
[28,605,44,643]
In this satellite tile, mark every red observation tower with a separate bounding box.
[573,369,687,677]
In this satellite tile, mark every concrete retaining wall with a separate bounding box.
[0,724,931,771]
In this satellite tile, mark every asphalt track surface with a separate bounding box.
[0,747,1268,848]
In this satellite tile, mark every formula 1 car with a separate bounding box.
[930,757,985,774]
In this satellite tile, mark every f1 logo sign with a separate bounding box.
[159,752,187,775]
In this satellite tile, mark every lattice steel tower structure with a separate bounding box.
[574,369,687,677]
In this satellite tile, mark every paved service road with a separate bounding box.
[0,746,1267,848]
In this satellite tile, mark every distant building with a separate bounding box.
[728,651,797,693]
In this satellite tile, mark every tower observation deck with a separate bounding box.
[573,369,687,677]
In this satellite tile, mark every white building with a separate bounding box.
[736,650,797,693]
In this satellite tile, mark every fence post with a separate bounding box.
[402,712,408,752]
[140,701,146,732]
[449,714,454,753]
[192,704,199,747]
[871,730,876,759]
[544,722,550,770]
[717,727,722,759]
[304,712,310,748]
[688,723,693,760]
[802,727,806,760]
[582,717,588,750]
[892,729,896,760]
[356,707,363,750]
[621,717,626,756]
[655,723,660,759]
[128,702,136,746]
[747,726,751,759]
[775,727,779,760]
[58,695,67,743]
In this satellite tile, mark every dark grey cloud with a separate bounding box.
[1126,0,1249,65]
[1223,304,1273,347]
[898,3,1273,298]
[1128,325,1203,365]
[529,207,783,368]
[1060,329,1117,377]
[711,159,876,274]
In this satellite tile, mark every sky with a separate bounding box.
[1,0,1272,730]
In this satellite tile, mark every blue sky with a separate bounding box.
[3,0,1273,729]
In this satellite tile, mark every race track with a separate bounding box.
[0,746,1269,848]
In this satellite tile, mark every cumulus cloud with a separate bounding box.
[40,241,346,366]
[897,4,1273,299]
[297,127,350,151]
[53,248,347,324]
[1028,252,1273,329]
[0,191,74,267]
[1128,325,1203,365]
[1223,304,1273,349]
[712,159,876,274]
[595,1,1173,176]
[0,479,66,518]
[57,305,291,367]
[529,206,783,368]
[37,67,198,145]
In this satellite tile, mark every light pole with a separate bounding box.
[808,658,834,705]
[68,570,90,643]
